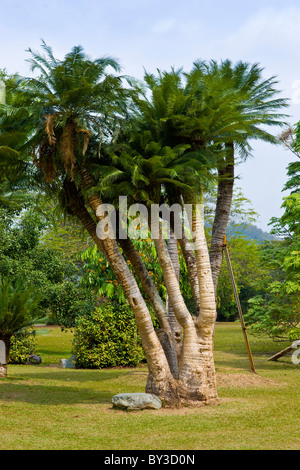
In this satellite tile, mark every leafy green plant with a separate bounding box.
[0,208,91,325]
[73,302,145,369]
[9,327,37,364]
[0,280,40,363]
[245,194,300,341]
[79,237,166,304]
[46,281,95,329]
[216,236,267,321]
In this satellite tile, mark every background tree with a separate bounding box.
[0,207,93,325]
[245,122,300,341]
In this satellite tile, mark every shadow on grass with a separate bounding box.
[14,366,147,383]
[0,366,148,406]
[0,381,114,405]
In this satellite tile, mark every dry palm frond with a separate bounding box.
[34,140,57,182]
[60,122,76,178]
[278,126,294,143]
[76,127,91,156]
[44,114,57,146]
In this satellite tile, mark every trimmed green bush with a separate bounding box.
[9,327,38,364]
[73,302,145,369]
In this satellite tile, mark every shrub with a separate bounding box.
[73,302,145,369]
[46,281,95,329]
[9,327,38,364]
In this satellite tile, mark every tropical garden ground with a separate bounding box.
[0,323,299,450]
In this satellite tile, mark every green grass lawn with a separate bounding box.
[0,323,299,450]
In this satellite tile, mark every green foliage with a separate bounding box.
[216,237,267,321]
[0,280,40,340]
[9,327,37,364]
[244,123,300,341]
[46,281,95,330]
[245,195,300,340]
[79,237,166,305]
[73,302,145,369]
[243,123,299,340]
[0,208,90,324]
[79,244,126,304]
[270,193,300,238]
[245,238,300,341]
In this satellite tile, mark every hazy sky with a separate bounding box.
[1,0,299,230]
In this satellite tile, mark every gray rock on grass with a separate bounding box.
[112,392,162,410]
[29,354,42,364]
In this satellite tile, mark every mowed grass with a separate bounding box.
[0,323,299,450]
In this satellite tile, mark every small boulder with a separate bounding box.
[28,354,42,364]
[112,392,162,410]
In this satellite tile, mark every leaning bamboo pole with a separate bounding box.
[222,236,256,373]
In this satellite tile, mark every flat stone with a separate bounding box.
[58,355,76,368]
[112,392,162,410]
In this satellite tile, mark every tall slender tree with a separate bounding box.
[205,60,289,293]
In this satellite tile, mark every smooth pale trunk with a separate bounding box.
[189,203,218,402]
[178,232,201,316]
[119,237,179,379]
[154,228,218,405]
[169,211,201,316]
[167,230,183,364]
[98,234,179,402]
[70,170,218,405]
[209,144,234,295]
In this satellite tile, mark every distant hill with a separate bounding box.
[226,223,277,243]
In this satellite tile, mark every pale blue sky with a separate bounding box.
[1,0,299,230]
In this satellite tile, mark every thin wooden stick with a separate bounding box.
[222,236,256,373]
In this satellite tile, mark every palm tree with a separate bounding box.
[0,280,39,376]
[5,43,245,405]
[204,60,289,293]
[127,66,247,316]
[133,62,289,297]
[0,73,37,211]
[6,43,181,404]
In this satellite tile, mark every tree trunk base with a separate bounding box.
[146,373,181,408]
[178,397,219,407]
[177,380,219,407]
[146,372,219,408]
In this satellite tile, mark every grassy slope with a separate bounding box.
[0,323,299,450]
